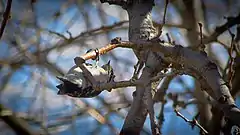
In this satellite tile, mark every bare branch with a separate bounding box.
[174,108,208,134]
[0,0,12,39]
[0,104,38,135]
[73,57,178,91]
[153,0,169,41]
[227,29,235,90]
[203,13,240,44]
[84,39,240,126]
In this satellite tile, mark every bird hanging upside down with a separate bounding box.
[56,60,114,98]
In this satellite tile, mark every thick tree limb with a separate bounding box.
[102,0,164,135]
[84,39,240,126]
[134,42,240,126]
[97,0,240,134]
[231,56,240,98]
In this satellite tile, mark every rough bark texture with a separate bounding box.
[100,0,240,134]
[120,1,164,134]
[193,81,212,134]
[176,1,214,133]
[231,56,240,98]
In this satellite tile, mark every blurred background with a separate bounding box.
[0,0,240,134]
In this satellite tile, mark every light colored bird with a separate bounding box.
[56,61,114,98]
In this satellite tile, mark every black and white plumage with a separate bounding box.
[56,61,114,98]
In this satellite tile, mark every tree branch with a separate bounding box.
[85,39,240,126]
[0,104,38,135]
[74,56,178,91]
[0,0,12,39]
[203,13,240,44]
[174,108,208,134]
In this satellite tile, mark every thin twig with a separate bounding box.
[157,99,166,133]
[166,33,172,43]
[198,23,205,51]
[162,0,168,25]
[199,23,203,45]
[46,29,68,40]
[202,13,240,44]
[227,29,235,90]
[0,0,12,39]
[174,108,208,134]
[154,0,169,40]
